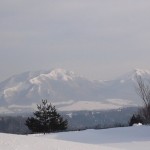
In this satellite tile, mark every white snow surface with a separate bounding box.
[0,126,150,150]
[59,99,136,111]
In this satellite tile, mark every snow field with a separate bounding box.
[0,133,118,150]
[0,125,150,150]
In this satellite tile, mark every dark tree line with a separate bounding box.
[0,116,28,134]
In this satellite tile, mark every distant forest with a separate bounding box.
[0,107,137,134]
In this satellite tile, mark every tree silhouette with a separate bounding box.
[26,100,68,134]
[129,114,143,126]
[135,75,150,123]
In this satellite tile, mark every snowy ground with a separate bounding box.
[0,125,150,150]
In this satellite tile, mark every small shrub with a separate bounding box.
[129,114,144,126]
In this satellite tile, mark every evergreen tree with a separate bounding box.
[129,114,143,126]
[25,100,68,134]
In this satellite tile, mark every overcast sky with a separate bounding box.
[0,0,150,81]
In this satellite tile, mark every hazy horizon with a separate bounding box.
[0,67,149,83]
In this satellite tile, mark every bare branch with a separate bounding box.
[135,75,150,107]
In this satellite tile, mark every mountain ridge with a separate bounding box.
[0,68,149,113]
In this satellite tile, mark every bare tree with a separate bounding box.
[135,75,150,123]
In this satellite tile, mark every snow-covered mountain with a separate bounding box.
[0,68,149,113]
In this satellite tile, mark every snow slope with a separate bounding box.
[37,125,150,150]
[0,133,118,150]
[0,125,150,150]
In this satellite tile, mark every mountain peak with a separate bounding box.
[134,68,150,76]
[114,68,150,82]
[47,68,76,81]
[49,68,75,80]
[29,68,77,84]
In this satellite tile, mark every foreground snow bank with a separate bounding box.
[0,126,150,150]
[0,133,118,150]
[42,125,149,144]
[34,125,150,150]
